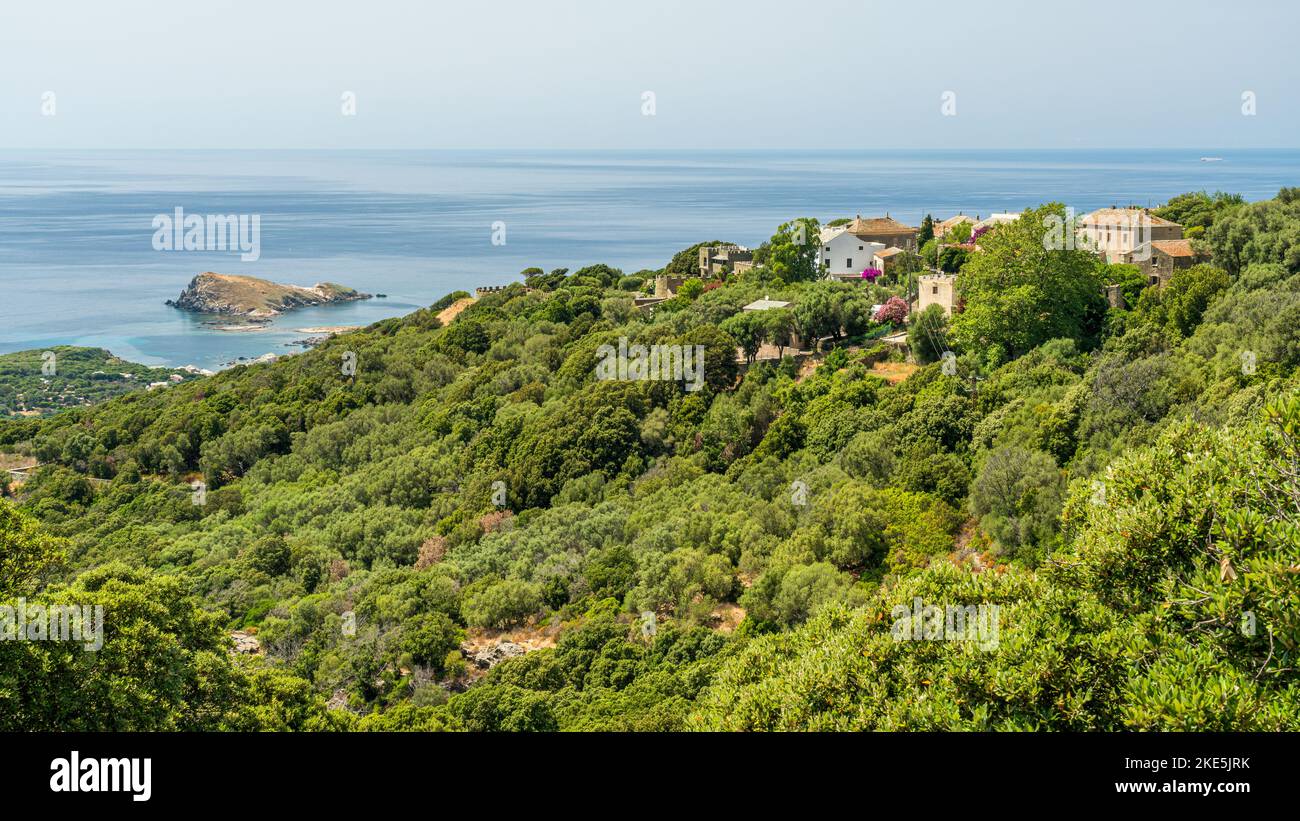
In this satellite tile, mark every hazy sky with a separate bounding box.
[2,0,1296,149]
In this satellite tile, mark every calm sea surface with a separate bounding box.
[2,149,1297,370]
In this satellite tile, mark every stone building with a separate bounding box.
[1078,208,1183,263]
[1128,239,1204,286]
[842,215,919,252]
[917,273,956,317]
[697,245,753,278]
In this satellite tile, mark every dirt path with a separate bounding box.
[436,297,476,325]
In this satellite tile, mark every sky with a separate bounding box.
[1,0,1297,150]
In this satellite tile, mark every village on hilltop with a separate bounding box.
[614,205,1204,364]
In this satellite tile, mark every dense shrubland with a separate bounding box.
[2,193,1297,730]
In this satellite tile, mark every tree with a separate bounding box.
[754,218,821,283]
[437,318,491,355]
[664,241,728,277]
[677,278,705,300]
[920,238,939,269]
[1153,190,1244,233]
[721,311,767,365]
[1139,263,1230,338]
[937,245,970,273]
[969,445,1064,564]
[245,534,291,576]
[835,290,874,338]
[1101,263,1147,309]
[679,324,740,392]
[794,288,840,346]
[764,308,796,359]
[401,612,464,673]
[461,579,543,629]
[918,214,935,247]
[571,264,623,287]
[1,563,341,730]
[1206,188,1300,275]
[889,250,924,283]
[908,304,950,364]
[873,296,909,327]
[0,500,63,597]
[946,221,972,244]
[950,203,1105,361]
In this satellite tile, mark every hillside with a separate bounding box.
[2,197,1299,731]
[0,346,199,418]
[166,272,371,317]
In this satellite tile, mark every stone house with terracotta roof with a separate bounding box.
[935,214,975,239]
[872,246,908,275]
[1126,239,1205,286]
[1078,208,1183,263]
[844,215,919,251]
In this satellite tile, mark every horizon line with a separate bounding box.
[1,146,1298,153]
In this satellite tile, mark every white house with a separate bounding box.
[819,226,886,279]
[972,212,1020,232]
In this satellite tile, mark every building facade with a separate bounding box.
[917,273,956,317]
[1128,239,1203,286]
[935,214,975,239]
[654,275,686,298]
[1078,208,1183,263]
[872,247,907,275]
[819,226,886,278]
[843,215,919,251]
[697,245,753,278]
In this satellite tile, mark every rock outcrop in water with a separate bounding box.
[166,273,370,317]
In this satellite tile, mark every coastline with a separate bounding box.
[6,149,1299,370]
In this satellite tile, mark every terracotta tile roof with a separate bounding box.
[1151,239,1196,257]
[874,247,906,258]
[847,215,917,236]
[936,215,974,231]
[1081,208,1181,228]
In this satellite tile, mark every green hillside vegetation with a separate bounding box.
[0,346,197,418]
[2,195,1297,731]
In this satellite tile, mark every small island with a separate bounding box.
[166,272,371,318]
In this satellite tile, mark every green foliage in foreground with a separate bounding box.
[694,405,1300,729]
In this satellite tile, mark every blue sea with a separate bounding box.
[2,149,1297,370]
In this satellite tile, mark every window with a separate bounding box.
[932,285,938,294]
[858,245,864,250]
[846,258,852,268]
